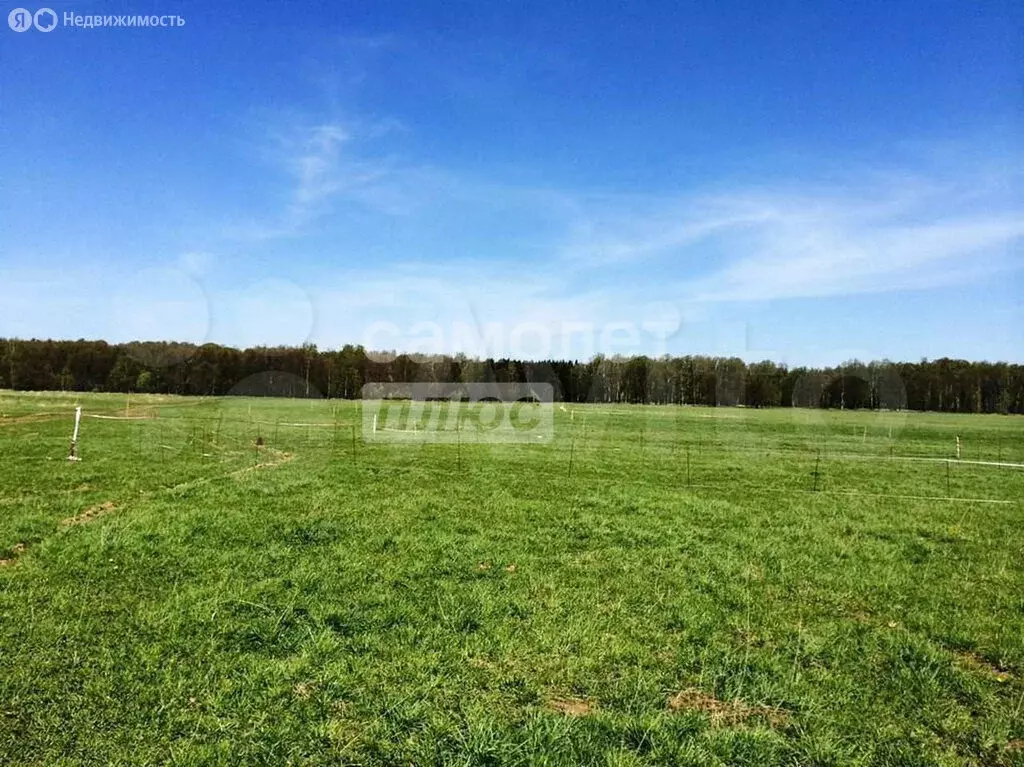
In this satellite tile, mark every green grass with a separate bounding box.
[1,390,1022,765]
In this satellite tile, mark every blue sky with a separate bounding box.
[2,0,1022,366]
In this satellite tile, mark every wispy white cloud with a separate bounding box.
[687,206,1023,302]
[223,115,431,241]
[289,124,350,214]
[227,92,1022,310]
[558,204,774,266]
[555,168,1023,303]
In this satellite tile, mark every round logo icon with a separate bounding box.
[8,8,33,31]
[33,8,57,32]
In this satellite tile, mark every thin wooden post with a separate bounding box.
[568,434,575,479]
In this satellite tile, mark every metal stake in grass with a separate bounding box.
[351,425,357,466]
[686,444,691,487]
[946,459,951,497]
[457,425,462,472]
[812,452,821,492]
[568,433,576,479]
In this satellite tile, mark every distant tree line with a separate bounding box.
[2,338,1023,413]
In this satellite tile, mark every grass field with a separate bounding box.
[1,390,1022,765]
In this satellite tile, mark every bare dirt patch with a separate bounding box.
[667,688,787,726]
[549,697,595,716]
[0,542,27,566]
[955,651,1014,682]
[62,501,117,526]
[246,447,295,472]
[268,448,294,463]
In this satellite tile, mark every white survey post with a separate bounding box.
[68,406,82,461]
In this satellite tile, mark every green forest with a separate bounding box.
[2,338,1023,413]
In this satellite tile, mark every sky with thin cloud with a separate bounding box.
[2,1,1021,366]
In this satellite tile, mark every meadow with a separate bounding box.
[0,390,1022,766]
